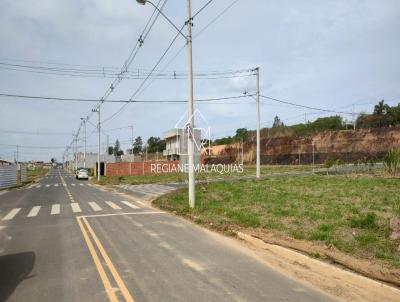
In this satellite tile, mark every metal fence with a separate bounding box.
[0,165,17,189]
[20,165,27,182]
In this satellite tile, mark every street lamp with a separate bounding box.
[136,0,195,208]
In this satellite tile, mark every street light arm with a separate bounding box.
[137,0,187,40]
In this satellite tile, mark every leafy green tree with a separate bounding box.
[113,139,124,156]
[107,146,114,155]
[272,115,284,128]
[234,128,248,141]
[373,100,389,115]
[132,136,143,154]
[147,137,166,153]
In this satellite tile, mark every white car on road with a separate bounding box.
[75,168,89,180]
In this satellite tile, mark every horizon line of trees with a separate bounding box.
[213,99,400,146]
[107,136,166,156]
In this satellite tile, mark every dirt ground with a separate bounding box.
[236,230,400,302]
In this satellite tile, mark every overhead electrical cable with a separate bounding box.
[260,95,356,115]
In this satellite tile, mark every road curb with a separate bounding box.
[236,231,400,301]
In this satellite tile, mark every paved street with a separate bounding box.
[0,168,336,302]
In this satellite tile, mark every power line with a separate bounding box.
[0,62,253,80]
[102,0,232,124]
[0,92,254,103]
[192,0,214,19]
[0,129,71,136]
[133,0,242,100]
[101,24,186,124]
[260,95,356,115]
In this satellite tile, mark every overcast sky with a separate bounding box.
[0,0,399,161]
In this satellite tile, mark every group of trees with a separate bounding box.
[122,136,166,155]
[211,100,400,146]
[357,100,400,128]
[213,128,249,145]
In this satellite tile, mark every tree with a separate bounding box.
[272,116,284,128]
[107,146,114,155]
[132,136,143,154]
[373,100,389,115]
[50,158,57,164]
[113,139,124,156]
[234,128,248,141]
[147,137,166,153]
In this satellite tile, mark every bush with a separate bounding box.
[383,148,400,175]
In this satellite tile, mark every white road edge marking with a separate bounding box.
[51,204,61,215]
[120,201,139,209]
[2,208,22,220]
[27,206,41,217]
[88,202,102,212]
[71,203,82,213]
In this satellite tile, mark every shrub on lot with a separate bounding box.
[383,148,400,175]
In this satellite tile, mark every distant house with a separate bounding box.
[0,159,12,166]
[162,128,201,165]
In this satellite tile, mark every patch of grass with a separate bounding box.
[27,167,48,178]
[354,231,378,246]
[225,209,260,228]
[349,212,378,229]
[154,173,400,268]
[290,229,306,239]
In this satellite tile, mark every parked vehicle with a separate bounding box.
[76,168,89,180]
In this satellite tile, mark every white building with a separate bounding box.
[162,128,201,165]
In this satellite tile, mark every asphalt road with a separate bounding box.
[0,168,337,302]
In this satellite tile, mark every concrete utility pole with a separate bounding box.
[81,117,87,168]
[241,138,244,165]
[312,142,315,173]
[130,125,133,175]
[186,0,195,208]
[107,135,110,154]
[255,67,261,179]
[136,0,195,207]
[73,133,78,171]
[92,107,101,181]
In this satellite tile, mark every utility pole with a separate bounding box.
[74,133,78,171]
[135,0,195,208]
[312,142,315,173]
[107,135,110,155]
[130,125,133,175]
[92,107,101,181]
[81,118,87,168]
[186,0,195,208]
[352,104,356,130]
[241,138,244,165]
[16,145,19,164]
[255,67,261,179]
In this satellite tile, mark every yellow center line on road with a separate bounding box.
[82,216,135,302]
[76,217,119,302]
